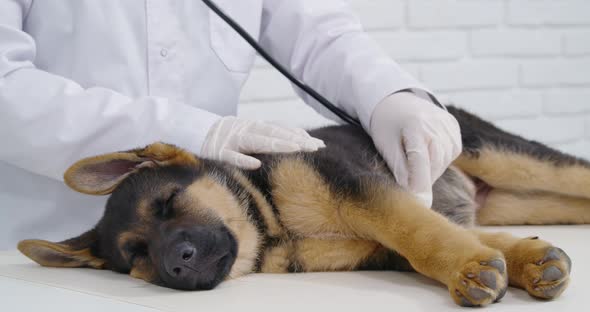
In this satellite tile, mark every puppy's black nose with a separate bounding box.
[165,241,197,278]
[160,225,237,290]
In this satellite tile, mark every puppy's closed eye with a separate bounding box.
[154,191,178,220]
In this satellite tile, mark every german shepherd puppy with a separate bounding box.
[18,107,586,307]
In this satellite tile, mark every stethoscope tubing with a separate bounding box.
[201,0,363,127]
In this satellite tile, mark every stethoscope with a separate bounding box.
[201,0,363,127]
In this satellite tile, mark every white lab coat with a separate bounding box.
[0,0,426,250]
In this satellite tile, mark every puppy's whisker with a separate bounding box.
[182,264,202,274]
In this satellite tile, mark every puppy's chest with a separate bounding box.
[265,158,365,238]
[242,157,355,237]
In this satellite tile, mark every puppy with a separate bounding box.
[19,106,584,306]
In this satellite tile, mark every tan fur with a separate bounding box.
[271,157,356,238]
[269,157,505,305]
[17,239,104,269]
[185,176,260,279]
[260,243,292,273]
[295,239,378,272]
[260,239,378,273]
[129,257,158,282]
[134,142,199,167]
[184,176,242,222]
[341,183,502,287]
[477,189,590,225]
[116,231,156,282]
[474,230,570,299]
[454,148,590,199]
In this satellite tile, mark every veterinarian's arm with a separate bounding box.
[260,0,462,207]
[0,2,221,180]
[0,2,320,180]
[259,0,426,128]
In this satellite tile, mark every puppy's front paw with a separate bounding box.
[522,246,571,300]
[450,254,508,307]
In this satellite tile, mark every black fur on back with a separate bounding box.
[305,125,393,198]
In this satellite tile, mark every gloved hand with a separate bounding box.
[202,116,325,169]
[369,91,462,208]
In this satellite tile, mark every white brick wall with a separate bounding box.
[238,0,590,160]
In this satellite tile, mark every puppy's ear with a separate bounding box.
[18,230,104,269]
[64,151,148,195]
[64,142,199,195]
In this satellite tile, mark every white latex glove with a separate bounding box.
[369,91,462,208]
[202,116,325,169]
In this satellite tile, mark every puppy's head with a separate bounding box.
[17,143,260,290]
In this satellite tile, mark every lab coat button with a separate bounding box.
[160,48,168,57]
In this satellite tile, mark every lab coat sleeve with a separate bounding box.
[0,1,220,181]
[260,0,430,129]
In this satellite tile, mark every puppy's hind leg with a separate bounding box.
[477,189,590,225]
[449,106,590,200]
[454,149,590,201]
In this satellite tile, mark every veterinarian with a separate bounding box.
[0,1,461,250]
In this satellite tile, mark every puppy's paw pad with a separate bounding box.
[524,247,571,300]
[451,257,508,307]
